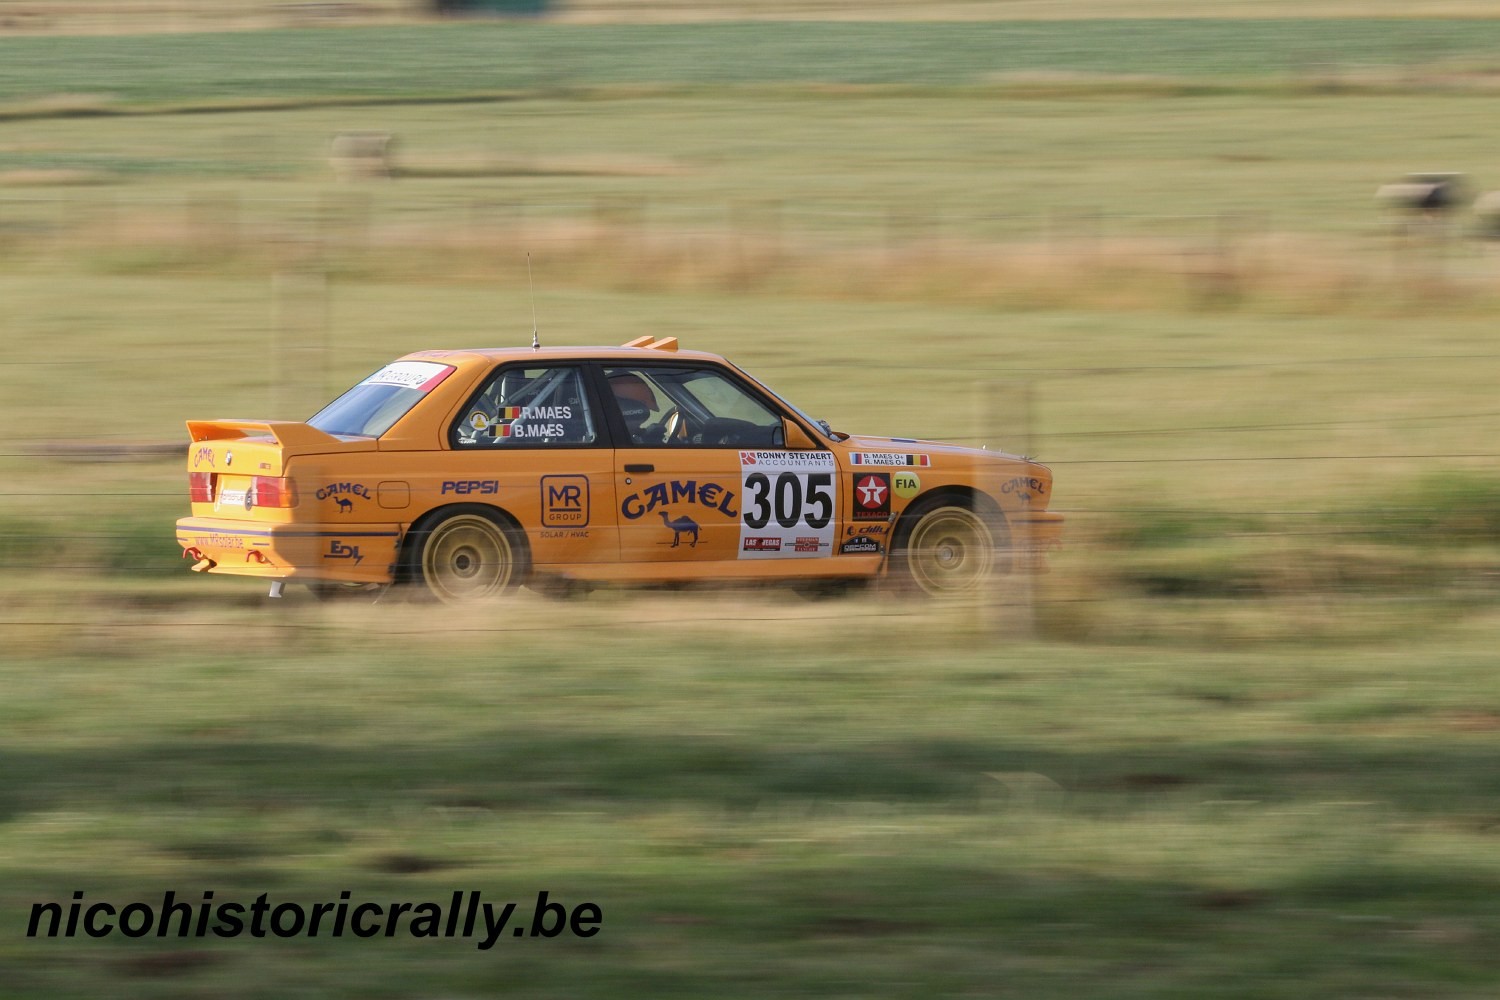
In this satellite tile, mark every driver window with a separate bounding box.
[604,364,783,448]
[452,365,597,448]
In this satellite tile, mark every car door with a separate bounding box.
[441,362,617,567]
[599,362,838,567]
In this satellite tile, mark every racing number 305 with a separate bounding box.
[744,472,833,529]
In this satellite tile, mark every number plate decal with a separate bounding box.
[737,451,837,559]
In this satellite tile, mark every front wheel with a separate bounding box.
[891,498,1008,597]
[407,507,528,603]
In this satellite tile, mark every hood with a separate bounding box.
[842,434,1032,465]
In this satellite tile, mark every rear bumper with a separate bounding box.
[175,517,403,584]
[1012,510,1064,572]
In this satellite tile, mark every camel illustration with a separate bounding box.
[658,510,699,548]
[335,497,354,514]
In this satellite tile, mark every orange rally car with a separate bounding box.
[175,337,1062,601]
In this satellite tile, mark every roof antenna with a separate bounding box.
[527,253,540,352]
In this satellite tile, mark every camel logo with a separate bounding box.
[334,497,354,514]
[658,510,699,548]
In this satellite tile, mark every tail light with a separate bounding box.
[188,472,213,503]
[249,477,296,509]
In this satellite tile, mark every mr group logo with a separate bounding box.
[541,475,590,528]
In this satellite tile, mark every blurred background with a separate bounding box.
[3,2,1500,996]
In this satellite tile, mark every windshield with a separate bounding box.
[737,366,837,440]
[307,361,455,438]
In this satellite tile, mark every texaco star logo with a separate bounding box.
[856,475,888,508]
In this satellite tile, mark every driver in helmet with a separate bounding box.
[608,371,658,445]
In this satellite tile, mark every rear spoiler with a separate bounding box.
[186,420,344,449]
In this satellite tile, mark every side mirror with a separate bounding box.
[782,419,819,450]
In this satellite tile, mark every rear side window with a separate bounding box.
[452,365,598,448]
[308,361,455,438]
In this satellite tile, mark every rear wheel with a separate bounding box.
[891,496,1008,597]
[407,507,528,603]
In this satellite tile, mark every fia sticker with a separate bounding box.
[893,471,921,499]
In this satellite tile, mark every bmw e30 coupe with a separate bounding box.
[176,337,1061,601]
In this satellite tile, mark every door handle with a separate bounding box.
[624,463,655,473]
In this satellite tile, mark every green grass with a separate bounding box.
[3,593,1500,998]
[7,20,1500,110]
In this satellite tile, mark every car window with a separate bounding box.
[604,364,783,448]
[308,361,456,438]
[453,365,598,448]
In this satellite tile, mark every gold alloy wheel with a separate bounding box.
[420,513,518,603]
[904,505,995,596]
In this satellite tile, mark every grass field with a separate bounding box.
[10,20,1500,108]
[4,15,1500,998]
[4,588,1500,998]
[16,0,1500,32]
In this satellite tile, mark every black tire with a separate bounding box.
[889,493,1010,597]
[403,505,529,604]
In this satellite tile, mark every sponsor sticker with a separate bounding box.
[326,540,363,564]
[739,450,832,468]
[1001,476,1047,496]
[852,473,891,521]
[621,481,738,520]
[738,451,837,560]
[362,361,454,393]
[849,453,931,467]
[839,537,883,555]
[441,480,499,495]
[893,471,922,499]
[315,482,372,502]
[468,411,490,431]
[542,475,590,528]
[659,512,700,549]
[192,533,245,550]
